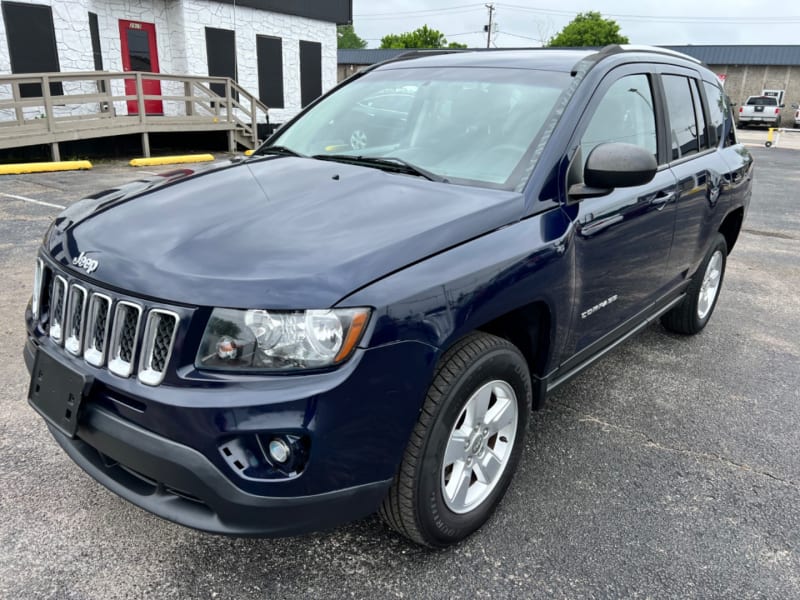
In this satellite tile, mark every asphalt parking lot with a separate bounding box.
[1,139,799,599]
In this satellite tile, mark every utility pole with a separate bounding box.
[485,3,495,48]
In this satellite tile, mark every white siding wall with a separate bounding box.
[0,0,337,123]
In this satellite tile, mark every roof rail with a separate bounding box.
[601,44,704,64]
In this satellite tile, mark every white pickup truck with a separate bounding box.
[738,95,783,128]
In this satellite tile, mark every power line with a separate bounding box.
[497,3,800,24]
[355,3,485,19]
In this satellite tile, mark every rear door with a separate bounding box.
[658,68,748,280]
[562,67,679,356]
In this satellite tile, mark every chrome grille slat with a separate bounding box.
[64,284,87,356]
[84,293,112,367]
[138,310,179,386]
[31,258,44,319]
[49,275,68,344]
[108,301,143,378]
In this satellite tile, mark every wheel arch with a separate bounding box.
[719,207,744,254]
[439,300,554,410]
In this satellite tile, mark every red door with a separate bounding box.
[119,20,163,115]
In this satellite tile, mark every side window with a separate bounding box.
[703,80,725,147]
[691,79,708,150]
[662,75,701,160]
[581,74,657,165]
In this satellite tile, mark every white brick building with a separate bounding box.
[0,0,350,123]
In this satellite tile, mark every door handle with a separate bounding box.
[649,191,676,210]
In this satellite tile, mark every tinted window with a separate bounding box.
[691,79,708,150]
[662,75,699,160]
[703,81,725,147]
[581,74,657,164]
[747,97,777,106]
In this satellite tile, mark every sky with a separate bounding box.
[352,1,800,48]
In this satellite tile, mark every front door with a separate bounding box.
[119,20,163,115]
[564,70,678,357]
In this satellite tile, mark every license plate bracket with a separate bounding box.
[28,349,94,439]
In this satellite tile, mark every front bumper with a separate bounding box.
[45,404,391,536]
[24,327,437,536]
[738,116,779,124]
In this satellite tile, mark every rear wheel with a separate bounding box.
[379,332,531,547]
[661,233,727,335]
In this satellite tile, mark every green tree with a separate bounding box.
[547,11,628,47]
[337,24,367,49]
[380,25,467,49]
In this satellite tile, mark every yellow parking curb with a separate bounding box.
[0,160,92,175]
[130,154,215,167]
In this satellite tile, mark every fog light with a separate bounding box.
[268,438,291,463]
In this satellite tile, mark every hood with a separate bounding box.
[48,157,523,308]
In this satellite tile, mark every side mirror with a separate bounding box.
[780,103,786,108]
[568,142,657,201]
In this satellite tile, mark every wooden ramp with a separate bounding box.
[0,71,270,159]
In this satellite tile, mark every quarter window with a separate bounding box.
[581,74,657,165]
[703,81,730,148]
[662,75,702,160]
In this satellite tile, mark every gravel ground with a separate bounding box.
[0,148,798,599]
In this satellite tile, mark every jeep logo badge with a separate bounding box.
[72,251,99,274]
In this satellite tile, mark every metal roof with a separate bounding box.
[663,45,800,66]
[337,49,409,65]
[340,46,800,67]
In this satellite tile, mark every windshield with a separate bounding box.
[270,66,571,188]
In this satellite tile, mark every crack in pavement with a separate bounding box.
[546,398,798,489]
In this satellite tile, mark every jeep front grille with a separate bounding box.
[33,263,182,385]
[138,310,179,386]
[108,302,143,378]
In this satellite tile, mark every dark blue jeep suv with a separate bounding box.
[24,46,752,547]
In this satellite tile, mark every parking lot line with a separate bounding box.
[0,192,65,210]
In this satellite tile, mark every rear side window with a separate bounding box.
[662,75,701,160]
[580,74,657,164]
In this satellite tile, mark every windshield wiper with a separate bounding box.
[311,154,448,183]
[254,145,306,158]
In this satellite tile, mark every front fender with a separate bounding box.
[339,209,575,373]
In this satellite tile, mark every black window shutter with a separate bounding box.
[256,35,284,108]
[299,40,322,108]
[2,1,62,97]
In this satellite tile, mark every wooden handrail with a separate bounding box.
[0,70,270,153]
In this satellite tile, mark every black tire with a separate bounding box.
[379,332,531,547]
[661,233,728,335]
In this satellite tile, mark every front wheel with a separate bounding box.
[379,332,531,547]
[661,233,728,335]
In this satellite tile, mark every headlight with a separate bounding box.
[195,307,370,372]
